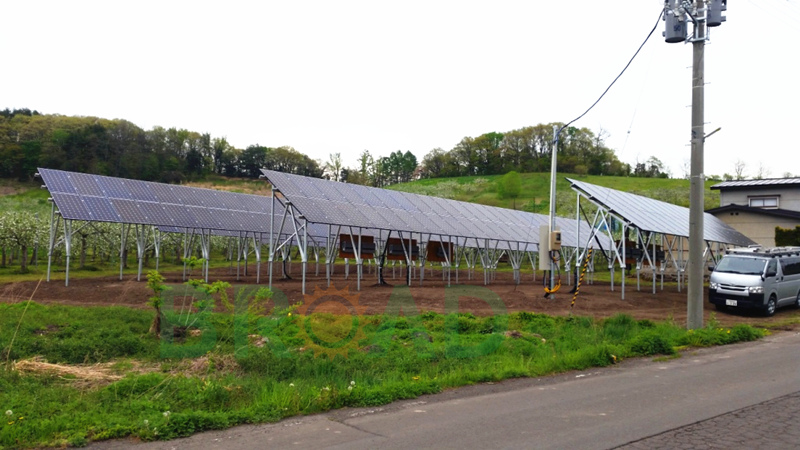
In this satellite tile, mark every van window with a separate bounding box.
[780,257,800,276]
[766,259,778,276]
[715,256,766,275]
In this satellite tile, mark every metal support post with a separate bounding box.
[64,220,73,286]
[46,201,56,282]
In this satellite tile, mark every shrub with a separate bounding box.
[630,331,675,356]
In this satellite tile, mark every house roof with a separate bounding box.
[711,178,800,191]
[706,204,800,220]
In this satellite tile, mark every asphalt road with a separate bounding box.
[94,331,800,449]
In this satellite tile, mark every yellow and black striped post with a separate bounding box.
[570,248,592,312]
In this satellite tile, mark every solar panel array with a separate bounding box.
[40,168,610,254]
[567,178,755,246]
[39,168,277,234]
[261,169,598,249]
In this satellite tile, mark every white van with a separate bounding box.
[709,247,800,316]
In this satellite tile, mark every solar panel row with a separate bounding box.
[40,168,278,233]
[261,169,589,248]
[567,178,755,247]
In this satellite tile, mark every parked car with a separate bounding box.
[708,247,800,316]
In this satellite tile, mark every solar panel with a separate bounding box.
[213,191,244,211]
[390,191,420,212]
[567,178,754,246]
[161,203,198,228]
[137,201,172,225]
[108,199,142,224]
[187,206,222,229]
[51,193,88,220]
[350,184,386,208]
[151,183,183,205]
[372,189,404,210]
[70,173,104,197]
[180,189,207,207]
[238,195,270,214]
[81,196,121,222]
[293,180,328,201]
[96,176,135,200]
[127,180,159,202]
[40,169,77,194]
[238,212,266,232]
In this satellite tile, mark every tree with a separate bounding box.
[420,148,449,178]
[755,163,770,180]
[0,212,40,272]
[733,160,746,180]
[239,145,269,178]
[646,156,668,178]
[324,152,343,181]
[146,270,168,335]
[400,150,418,182]
[681,159,691,180]
[212,137,231,174]
[497,171,522,209]
[634,156,667,178]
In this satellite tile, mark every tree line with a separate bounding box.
[1,109,669,188]
[0,109,424,187]
[417,124,667,179]
[0,109,323,183]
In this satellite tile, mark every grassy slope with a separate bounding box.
[387,173,721,213]
[0,182,51,215]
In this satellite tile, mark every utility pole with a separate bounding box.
[549,125,559,298]
[687,0,706,330]
[664,0,726,329]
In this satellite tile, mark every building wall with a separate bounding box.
[711,210,800,247]
[720,187,800,210]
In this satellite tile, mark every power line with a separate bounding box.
[748,0,800,29]
[560,8,665,131]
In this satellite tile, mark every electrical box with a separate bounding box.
[550,231,562,251]
[538,225,550,270]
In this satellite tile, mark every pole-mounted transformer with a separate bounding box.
[663,0,687,43]
[707,0,727,27]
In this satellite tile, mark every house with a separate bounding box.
[707,178,800,247]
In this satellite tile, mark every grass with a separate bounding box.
[0,187,50,215]
[388,172,722,213]
[0,259,232,284]
[0,296,767,448]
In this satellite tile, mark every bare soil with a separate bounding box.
[2,264,798,328]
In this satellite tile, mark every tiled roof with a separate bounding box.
[711,178,800,190]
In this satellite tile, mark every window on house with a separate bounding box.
[749,196,779,208]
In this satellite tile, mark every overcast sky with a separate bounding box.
[4,0,799,179]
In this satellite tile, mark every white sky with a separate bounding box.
[4,0,799,179]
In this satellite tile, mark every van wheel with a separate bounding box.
[795,292,800,309]
[764,296,777,317]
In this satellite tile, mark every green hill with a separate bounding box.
[388,173,721,217]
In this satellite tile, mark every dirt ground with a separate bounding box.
[2,263,797,328]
